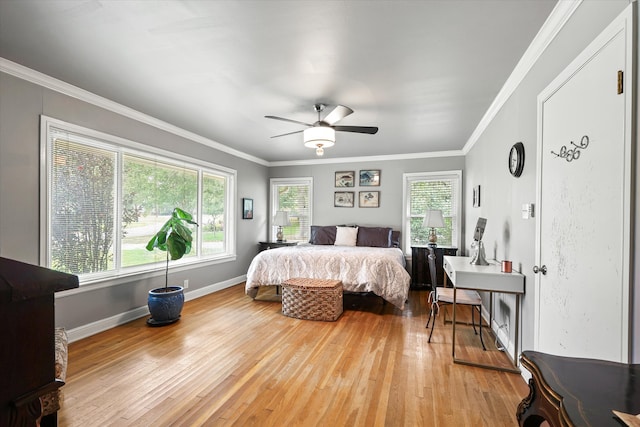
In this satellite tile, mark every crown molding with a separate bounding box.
[0,57,269,166]
[267,149,464,167]
[462,0,582,154]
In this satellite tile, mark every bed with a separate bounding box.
[245,225,411,310]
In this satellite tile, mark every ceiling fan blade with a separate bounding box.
[323,105,354,125]
[270,129,304,138]
[333,125,379,135]
[265,115,313,127]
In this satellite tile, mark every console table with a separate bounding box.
[517,350,640,426]
[443,255,525,373]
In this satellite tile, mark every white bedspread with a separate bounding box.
[245,245,410,309]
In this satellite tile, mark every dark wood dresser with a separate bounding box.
[258,241,298,251]
[411,246,457,289]
[517,350,640,426]
[0,257,78,426]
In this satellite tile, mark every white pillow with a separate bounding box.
[334,226,358,246]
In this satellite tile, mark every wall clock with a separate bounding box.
[508,142,525,177]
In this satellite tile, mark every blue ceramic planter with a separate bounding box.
[147,286,184,326]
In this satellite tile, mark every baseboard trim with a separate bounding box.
[482,308,530,380]
[66,275,246,343]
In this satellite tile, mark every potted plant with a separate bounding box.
[145,207,198,326]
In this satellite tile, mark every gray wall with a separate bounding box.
[269,156,464,240]
[0,71,269,333]
[464,0,633,358]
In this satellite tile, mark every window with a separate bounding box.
[41,116,236,283]
[402,171,462,253]
[270,177,313,242]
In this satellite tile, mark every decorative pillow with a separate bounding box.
[334,226,359,246]
[356,226,392,248]
[309,225,337,245]
[391,230,401,248]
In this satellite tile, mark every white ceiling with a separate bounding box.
[0,0,557,163]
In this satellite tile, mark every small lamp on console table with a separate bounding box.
[423,209,445,247]
[274,211,290,242]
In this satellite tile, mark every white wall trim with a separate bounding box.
[0,57,268,166]
[462,0,583,154]
[268,150,465,167]
[65,275,245,343]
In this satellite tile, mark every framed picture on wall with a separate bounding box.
[335,171,355,187]
[242,198,254,219]
[359,169,381,186]
[472,185,481,208]
[334,191,355,207]
[359,191,379,208]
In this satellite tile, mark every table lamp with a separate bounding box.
[423,209,445,247]
[273,211,290,242]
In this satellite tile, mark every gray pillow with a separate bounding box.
[309,225,337,245]
[356,227,392,248]
[391,230,401,248]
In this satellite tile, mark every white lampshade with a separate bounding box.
[303,127,335,149]
[423,209,445,228]
[273,211,290,226]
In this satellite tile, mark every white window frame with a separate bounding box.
[402,170,462,255]
[269,177,313,242]
[40,115,237,286]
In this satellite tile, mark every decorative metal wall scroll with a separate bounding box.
[551,135,590,162]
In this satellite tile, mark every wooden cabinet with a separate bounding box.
[258,241,297,251]
[0,257,78,426]
[411,246,457,289]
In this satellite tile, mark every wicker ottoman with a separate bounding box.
[281,278,343,321]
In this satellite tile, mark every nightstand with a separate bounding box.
[258,241,298,251]
[411,246,457,289]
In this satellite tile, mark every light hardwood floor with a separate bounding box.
[59,284,528,426]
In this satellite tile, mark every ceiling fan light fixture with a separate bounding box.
[303,127,335,149]
[315,145,324,156]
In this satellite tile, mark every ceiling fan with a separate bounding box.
[265,104,378,156]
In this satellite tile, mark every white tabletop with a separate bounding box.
[443,256,525,294]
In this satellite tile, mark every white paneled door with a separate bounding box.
[534,6,634,362]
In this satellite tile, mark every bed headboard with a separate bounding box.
[309,225,400,248]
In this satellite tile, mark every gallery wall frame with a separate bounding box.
[334,191,355,207]
[335,171,355,187]
[359,169,381,186]
[359,191,380,208]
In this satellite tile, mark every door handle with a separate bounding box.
[533,265,547,275]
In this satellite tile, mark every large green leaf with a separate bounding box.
[172,222,193,243]
[146,207,198,262]
[145,229,168,251]
[167,234,187,260]
[174,207,196,223]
